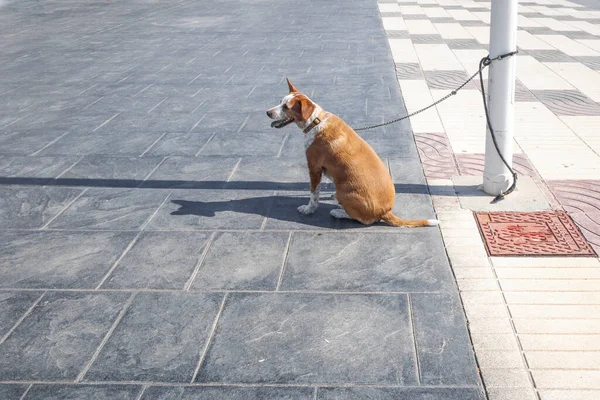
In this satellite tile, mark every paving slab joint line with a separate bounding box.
[190,293,228,383]
[277,132,291,158]
[490,256,540,399]
[139,156,167,184]
[427,185,509,399]
[226,158,243,183]
[29,131,71,157]
[195,132,217,157]
[0,288,453,295]
[435,199,541,396]
[52,156,85,181]
[276,231,294,291]
[139,189,175,231]
[406,294,422,385]
[140,132,168,157]
[18,384,32,400]
[94,189,174,290]
[76,292,137,382]
[0,292,46,347]
[184,231,217,291]
[259,190,278,230]
[0,380,488,388]
[39,188,88,230]
[519,151,563,211]
[135,385,148,400]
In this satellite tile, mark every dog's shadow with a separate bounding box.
[169,194,379,229]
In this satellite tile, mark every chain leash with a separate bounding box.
[353,50,518,201]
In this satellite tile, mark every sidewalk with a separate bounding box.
[378,0,600,399]
[0,0,483,399]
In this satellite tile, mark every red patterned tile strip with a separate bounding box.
[414,132,459,179]
[547,180,600,254]
[454,153,538,177]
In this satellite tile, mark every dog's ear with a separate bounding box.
[286,77,299,93]
[290,97,314,121]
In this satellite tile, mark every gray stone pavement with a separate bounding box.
[0,0,483,398]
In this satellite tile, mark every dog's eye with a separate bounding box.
[282,104,288,110]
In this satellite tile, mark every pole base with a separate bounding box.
[483,173,513,196]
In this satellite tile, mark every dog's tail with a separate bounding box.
[380,211,439,228]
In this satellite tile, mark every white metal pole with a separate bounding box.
[483,0,518,196]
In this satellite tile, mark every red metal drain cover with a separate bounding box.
[474,211,597,257]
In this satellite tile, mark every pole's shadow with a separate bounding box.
[0,176,437,229]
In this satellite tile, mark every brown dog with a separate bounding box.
[267,79,439,227]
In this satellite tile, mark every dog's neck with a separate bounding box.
[296,105,326,134]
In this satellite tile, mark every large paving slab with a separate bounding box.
[0,0,482,397]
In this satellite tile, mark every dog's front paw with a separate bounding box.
[297,204,317,215]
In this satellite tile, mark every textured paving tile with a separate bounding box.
[576,56,600,71]
[142,156,239,189]
[459,20,488,27]
[424,70,478,90]
[94,112,203,134]
[475,79,538,102]
[198,132,286,157]
[0,292,129,381]
[0,119,116,157]
[39,131,167,157]
[387,30,410,38]
[569,211,600,254]
[47,188,171,230]
[455,153,538,177]
[102,231,212,289]
[395,63,423,79]
[446,39,485,49]
[559,31,599,40]
[84,292,223,383]
[403,15,430,21]
[25,385,141,400]
[0,186,82,229]
[357,131,419,158]
[317,387,484,400]
[142,386,314,400]
[429,17,459,23]
[0,156,77,184]
[142,132,215,157]
[547,180,600,253]
[196,293,417,384]
[410,34,445,44]
[0,231,136,289]
[281,232,453,292]
[187,113,254,135]
[0,292,42,339]
[524,50,574,63]
[148,189,273,231]
[387,157,427,185]
[191,232,288,290]
[414,132,459,179]
[532,90,600,116]
[0,384,29,400]
[226,157,309,190]
[411,293,481,385]
[61,155,163,183]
